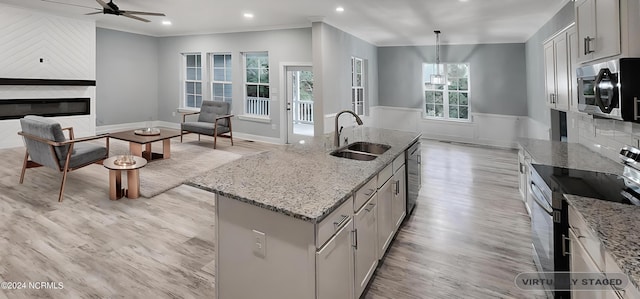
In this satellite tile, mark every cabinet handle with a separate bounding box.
[364,188,375,197]
[333,215,349,230]
[352,229,358,250]
[562,234,571,256]
[417,154,421,165]
[395,180,400,195]
[364,202,376,212]
[584,36,594,54]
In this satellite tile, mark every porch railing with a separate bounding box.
[246,97,270,116]
[293,100,314,124]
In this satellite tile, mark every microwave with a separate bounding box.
[577,58,640,121]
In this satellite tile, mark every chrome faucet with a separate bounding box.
[334,110,364,147]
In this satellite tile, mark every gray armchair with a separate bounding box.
[180,100,234,149]
[18,115,110,202]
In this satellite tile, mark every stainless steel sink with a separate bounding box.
[346,142,391,155]
[330,150,377,161]
[330,142,391,161]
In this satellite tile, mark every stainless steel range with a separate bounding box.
[529,146,640,299]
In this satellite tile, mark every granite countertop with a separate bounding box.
[565,195,640,290]
[187,126,421,223]
[518,138,622,175]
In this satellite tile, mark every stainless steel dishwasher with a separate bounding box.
[406,141,421,215]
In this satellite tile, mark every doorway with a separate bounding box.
[285,66,314,143]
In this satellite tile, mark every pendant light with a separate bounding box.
[430,30,444,85]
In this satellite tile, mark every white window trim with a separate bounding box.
[211,52,233,103]
[181,52,204,109]
[242,51,270,118]
[351,57,365,116]
[422,62,471,122]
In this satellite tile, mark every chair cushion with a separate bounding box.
[198,101,230,127]
[20,115,70,169]
[68,143,108,169]
[182,122,230,136]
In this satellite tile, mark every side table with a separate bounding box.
[103,156,147,200]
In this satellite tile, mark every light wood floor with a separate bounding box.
[0,137,543,298]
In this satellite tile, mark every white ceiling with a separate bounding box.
[0,0,570,46]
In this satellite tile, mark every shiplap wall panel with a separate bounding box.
[0,3,97,149]
[0,4,95,80]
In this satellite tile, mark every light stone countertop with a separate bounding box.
[187,127,421,223]
[565,195,640,291]
[518,138,622,175]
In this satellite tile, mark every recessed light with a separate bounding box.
[162,20,172,25]
[244,13,254,18]
[459,0,468,2]
[336,6,345,12]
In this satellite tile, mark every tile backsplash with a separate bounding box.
[568,111,640,162]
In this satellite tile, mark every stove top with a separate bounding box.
[531,164,640,206]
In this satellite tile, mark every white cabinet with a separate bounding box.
[377,166,394,259]
[567,27,581,112]
[518,149,534,215]
[392,164,406,230]
[575,0,621,63]
[317,218,355,299]
[569,228,619,299]
[353,195,378,298]
[544,26,574,111]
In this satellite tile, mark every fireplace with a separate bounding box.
[0,98,90,120]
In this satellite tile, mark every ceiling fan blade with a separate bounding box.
[95,0,111,10]
[122,13,150,23]
[120,10,165,16]
[40,0,100,10]
[85,11,102,15]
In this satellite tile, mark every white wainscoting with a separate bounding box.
[372,106,536,148]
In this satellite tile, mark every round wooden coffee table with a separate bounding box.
[103,155,147,200]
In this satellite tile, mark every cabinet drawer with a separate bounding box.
[378,163,392,188]
[317,197,354,248]
[392,153,405,173]
[354,176,377,212]
[569,204,605,271]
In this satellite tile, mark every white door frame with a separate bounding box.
[279,62,313,144]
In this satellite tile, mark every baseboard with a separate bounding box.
[232,132,281,144]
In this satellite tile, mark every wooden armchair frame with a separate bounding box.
[180,111,234,149]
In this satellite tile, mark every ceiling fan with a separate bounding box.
[41,0,166,23]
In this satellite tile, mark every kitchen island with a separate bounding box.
[188,127,421,299]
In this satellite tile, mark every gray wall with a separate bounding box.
[377,43,528,116]
[157,28,312,139]
[312,23,378,114]
[96,28,159,126]
[525,2,575,124]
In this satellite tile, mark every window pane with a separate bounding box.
[214,69,225,81]
[187,68,196,80]
[186,82,194,93]
[196,67,202,80]
[435,91,443,104]
[213,83,223,96]
[356,74,362,87]
[435,105,444,117]
[247,85,258,97]
[214,55,225,67]
[259,85,270,98]
[247,69,258,83]
[460,92,468,105]
[448,79,459,91]
[214,96,223,101]
[425,91,434,103]
[459,78,468,90]
[187,55,196,67]
[225,68,232,81]
[196,96,203,108]
[459,106,469,119]
[246,56,259,68]
[449,92,459,105]
[224,84,232,98]
[196,55,201,65]
[187,95,195,107]
[449,106,459,118]
[356,59,362,73]
[195,82,202,95]
[225,54,232,67]
[259,69,269,83]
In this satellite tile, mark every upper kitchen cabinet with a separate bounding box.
[544,25,575,111]
[575,0,620,63]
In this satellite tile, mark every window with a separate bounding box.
[423,63,470,120]
[351,57,365,115]
[244,52,269,116]
[183,53,203,108]
[212,53,232,103]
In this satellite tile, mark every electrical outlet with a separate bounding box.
[252,229,266,258]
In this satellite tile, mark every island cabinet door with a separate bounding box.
[377,177,394,260]
[316,218,354,299]
[354,195,378,298]
[392,165,406,230]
